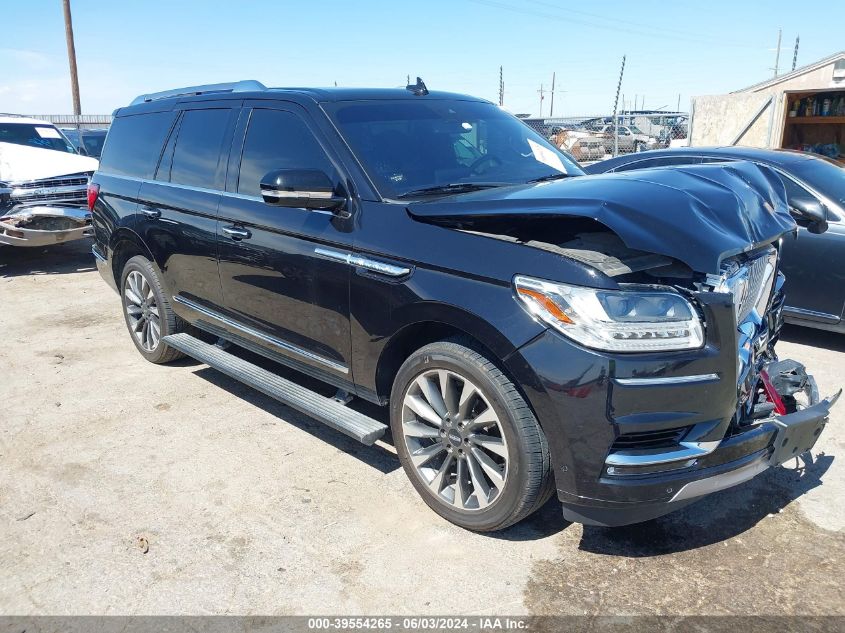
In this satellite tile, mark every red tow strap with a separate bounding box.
[759,368,787,415]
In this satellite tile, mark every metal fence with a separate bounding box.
[521,111,689,163]
[22,114,112,130]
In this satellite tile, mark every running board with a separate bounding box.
[162,333,387,445]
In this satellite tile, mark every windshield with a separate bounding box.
[0,123,77,154]
[628,125,645,135]
[326,99,584,198]
[789,154,845,210]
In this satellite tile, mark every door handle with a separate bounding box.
[222,225,252,241]
[141,207,161,219]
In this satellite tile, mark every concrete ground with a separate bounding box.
[1,240,843,616]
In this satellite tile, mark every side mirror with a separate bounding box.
[260,169,346,212]
[790,196,828,235]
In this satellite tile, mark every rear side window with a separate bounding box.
[237,109,334,196]
[99,112,175,178]
[169,109,232,190]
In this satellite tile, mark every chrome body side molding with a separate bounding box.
[613,373,720,387]
[314,247,411,277]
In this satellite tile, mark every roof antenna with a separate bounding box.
[406,76,429,96]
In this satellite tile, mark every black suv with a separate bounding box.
[90,80,837,531]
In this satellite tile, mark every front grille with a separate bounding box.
[611,427,689,451]
[12,190,88,205]
[9,172,92,207]
[719,247,778,324]
[12,173,92,190]
[739,250,777,322]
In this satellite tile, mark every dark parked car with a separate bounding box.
[89,81,837,530]
[61,128,109,158]
[585,147,845,333]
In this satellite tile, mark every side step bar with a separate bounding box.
[162,333,387,445]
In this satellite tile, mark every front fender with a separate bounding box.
[351,263,547,402]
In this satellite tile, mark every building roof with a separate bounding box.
[733,50,845,93]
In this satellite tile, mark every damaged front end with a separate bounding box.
[407,161,838,525]
[0,173,94,247]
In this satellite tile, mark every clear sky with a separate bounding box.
[2,0,843,118]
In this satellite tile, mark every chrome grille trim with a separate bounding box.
[11,173,92,190]
[7,172,93,207]
[717,247,778,324]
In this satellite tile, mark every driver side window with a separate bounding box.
[780,174,826,217]
[237,109,335,196]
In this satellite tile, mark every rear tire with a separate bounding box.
[390,340,554,531]
[120,255,186,364]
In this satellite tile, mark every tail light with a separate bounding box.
[87,182,100,211]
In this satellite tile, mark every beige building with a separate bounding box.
[689,51,845,162]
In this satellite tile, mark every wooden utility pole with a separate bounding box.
[792,35,800,71]
[62,0,82,115]
[549,72,556,117]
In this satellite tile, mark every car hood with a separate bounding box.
[0,142,98,183]
[406,162,795,274]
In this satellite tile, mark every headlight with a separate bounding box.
[514,276,704,352]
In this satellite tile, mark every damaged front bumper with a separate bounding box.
[507,287,839,527]
[561,372,838,527]
[0,205,93,247]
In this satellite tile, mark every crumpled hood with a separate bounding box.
[407,162,796,274]
[0,141,98,183]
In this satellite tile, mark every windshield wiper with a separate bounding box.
[528,173,573,183]
[396,182,508,199]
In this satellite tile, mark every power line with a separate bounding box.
[525,0,756,45]
[468,0,766,49]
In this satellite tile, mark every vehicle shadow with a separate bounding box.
[192,365,401,475]
[489,497,574,541]
[577,452,833,556]
[0,239,95,277]
[780,324,845,353]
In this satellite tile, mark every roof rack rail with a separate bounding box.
[129,80,267,106]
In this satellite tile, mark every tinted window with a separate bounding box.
[237,109,334,196]
[169,109,232,189]
[779,173,818,207]
[99,112,175,178]
[80,131,108,158]
[788,154,845,209]
[0,123,76,153]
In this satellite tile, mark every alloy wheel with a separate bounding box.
[401,369,509,511]
[123,270,161,352]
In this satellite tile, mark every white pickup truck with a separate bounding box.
[0,116,99,247]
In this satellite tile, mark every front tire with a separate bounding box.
[120,255,186,364]
[390,340,553,531]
